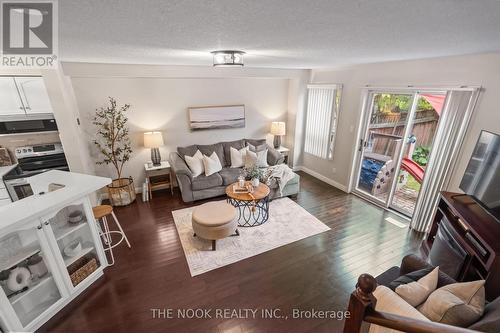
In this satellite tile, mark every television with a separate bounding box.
[459,130,500,220]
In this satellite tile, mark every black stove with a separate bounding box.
[3,143,69,201]
[3,153,69,180]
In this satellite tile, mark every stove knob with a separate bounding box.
[28,148,32,152]
[23,149,28,153]
[16,149,21,154]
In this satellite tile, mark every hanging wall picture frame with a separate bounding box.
[188,105,245,130]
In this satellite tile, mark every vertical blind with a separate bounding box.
[411,89,480,233]
[304,85,340,159]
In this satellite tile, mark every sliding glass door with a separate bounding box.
[353,90,446,217]
[389,94,445,216]
[355,92,414,205]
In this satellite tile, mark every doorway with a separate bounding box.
[353,90,446,217]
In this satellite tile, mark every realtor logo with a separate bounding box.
[1,1,58,67]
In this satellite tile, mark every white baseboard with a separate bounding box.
[294,165,348,193]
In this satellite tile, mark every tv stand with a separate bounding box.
[449,193,479,206]
[449,193,470,199]
[423,191,500,301]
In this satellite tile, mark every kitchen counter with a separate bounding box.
[0,170,111,229]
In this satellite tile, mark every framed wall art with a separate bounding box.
[188,105,245,130]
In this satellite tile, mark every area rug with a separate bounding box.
[172,197,330,276]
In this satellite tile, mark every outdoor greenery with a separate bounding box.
[412,146,431,167]
[405,173,422,192]
[374,94,434,114]
[93,97,133,180]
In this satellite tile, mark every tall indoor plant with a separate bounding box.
[93,97,136,206]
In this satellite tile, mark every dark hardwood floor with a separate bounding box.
[40,172,423,333]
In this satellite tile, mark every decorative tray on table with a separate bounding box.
[232,184,254,194]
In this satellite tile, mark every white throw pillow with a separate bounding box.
[184,150,204,177]
[230,146,248,168]
[202,152,223,176]
[245,149,268,168]
[395,266,439,307]
[369,286,430,333]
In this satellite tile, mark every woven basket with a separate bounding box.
[107,177,136,206]
[68,254,99,286]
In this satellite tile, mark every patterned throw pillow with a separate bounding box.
[245,149,268,168]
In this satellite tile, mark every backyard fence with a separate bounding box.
[369,110,439,153]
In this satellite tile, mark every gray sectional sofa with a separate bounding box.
[169,138,300,203]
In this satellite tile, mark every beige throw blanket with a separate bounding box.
[264,164,295,195]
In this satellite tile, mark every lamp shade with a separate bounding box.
[270,122,286,136]
[144,131,164,148]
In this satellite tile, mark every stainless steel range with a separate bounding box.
[3,143,69,201]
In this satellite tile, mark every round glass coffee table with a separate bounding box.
[226,181,270,227]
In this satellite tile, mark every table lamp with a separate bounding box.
[144,131,164,166]
[270,122,286,148]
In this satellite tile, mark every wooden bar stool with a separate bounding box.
[92,205,131,266]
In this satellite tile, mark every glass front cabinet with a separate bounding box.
[0,198,106,332]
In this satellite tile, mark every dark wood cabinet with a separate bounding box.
[423,191,500,301]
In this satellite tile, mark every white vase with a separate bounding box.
[251,178,260,187]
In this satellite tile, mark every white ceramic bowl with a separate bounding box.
[63,241,82,257]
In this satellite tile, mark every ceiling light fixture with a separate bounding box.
[211,50,245,67]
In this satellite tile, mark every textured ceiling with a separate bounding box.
[59,0,500,68]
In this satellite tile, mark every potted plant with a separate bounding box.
[93,97,135,206]
[243,165,264,187]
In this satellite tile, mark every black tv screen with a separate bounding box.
[460,130,500,219]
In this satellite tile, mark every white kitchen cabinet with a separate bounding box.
[0,198,107,332]
[14,77,53,115]
[0,220,67,331]
[41,198,107,292]
[0,76,53,118]
[0,77,25,117]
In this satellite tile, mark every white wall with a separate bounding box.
[69,76,290,187]
[301,52,500,192]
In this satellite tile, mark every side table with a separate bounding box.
[276,146,290,166]
[144,161,174,199]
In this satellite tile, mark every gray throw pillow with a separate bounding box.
[247,143,267,152]
[197,143,225,167]
[222,139,245,165]
[177,145,198,161]
[245,138,266,147]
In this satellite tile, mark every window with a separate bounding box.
[304,84,342,159]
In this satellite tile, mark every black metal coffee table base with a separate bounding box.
[227,196,269,227]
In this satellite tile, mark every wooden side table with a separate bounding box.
[276,146,290,166]
[144,161,174,199]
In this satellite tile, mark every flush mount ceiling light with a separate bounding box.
[211,50,245,67]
